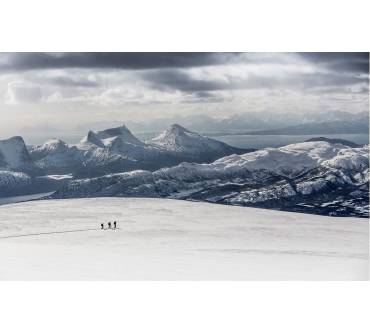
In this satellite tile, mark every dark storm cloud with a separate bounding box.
[300,52,369,74]
[47,76,99,87]
[142,70,228,92]
[142,68,368,93]
[0,52,239,71]
[1,52,367,75]
[193,91,217,98]
[1,52,367,104]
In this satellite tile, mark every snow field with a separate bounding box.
[0,198,368,280]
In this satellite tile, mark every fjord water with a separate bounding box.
[213,133,369,149]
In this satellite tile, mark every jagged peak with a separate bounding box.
[80,130,104,148]
[96,124,142,145]
[167,124,191,135]
[0,135,26,145]
[0,135,33,169]
[96,124,133,138]
[80,125,143,148]
[149,123,233,155]
[43,138,67,146]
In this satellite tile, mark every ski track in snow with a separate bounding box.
[0,197,368,280]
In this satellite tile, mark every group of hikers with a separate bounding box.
[100,221,117,230]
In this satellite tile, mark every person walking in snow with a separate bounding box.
[101,223,104,230]
[108,222,112,229]
[113,221,117,229]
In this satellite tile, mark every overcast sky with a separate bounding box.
[0,52,368,138]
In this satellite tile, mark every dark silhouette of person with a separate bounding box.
[114,221,117,229]
[101,223,104,230]
[108,222,112,229]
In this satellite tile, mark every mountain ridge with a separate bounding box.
[50,140,369,218]
[0,136,41,175]
[26,124,252,177]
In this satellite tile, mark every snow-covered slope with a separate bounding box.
[0,136,40,174]
[96,124,144,146]
[79,125,143,148]
[29,138,83,174]
[78,125,179,175]
[79,130,104,148]
[0,198,367,280]
[52,141,369,217]
[0,168,70,198]
[30,125,164,176]
[0,170,32,195]
[30,124,247,177]
[149,124,248,160]
[156,141,348,179]
[0,137,72,196]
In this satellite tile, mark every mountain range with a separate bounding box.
[0,124,250,196]
[27,124,250,177]
[1,123,368,218]
[50,140,369,218]
[0,136,41,175]
[19,111,369,144]
[129,111,370,136]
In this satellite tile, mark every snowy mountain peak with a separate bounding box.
[17,124,249,178]
[43,138,67,148]
[168,123,190,134]
[45,138,63,144]
[80,130,104,148]
[0,136,34,171]
[95,125,142,145]
[1,136,25,145]
[51,141,369,218]
[33,138,70,155]
[150,124,241,156]
[80,125,143,148]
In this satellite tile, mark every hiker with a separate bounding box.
[108,222,112,229]
[113,221,117,229]
[101,223,104,230]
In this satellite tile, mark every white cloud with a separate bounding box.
[5,81,42,104]
[0,53,367,141]
[45,91,64,103]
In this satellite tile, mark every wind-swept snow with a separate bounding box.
[0,198,367,280]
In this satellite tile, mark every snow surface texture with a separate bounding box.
[52,142,369,217]
[0,198,367,280]
[0,192,53,206]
